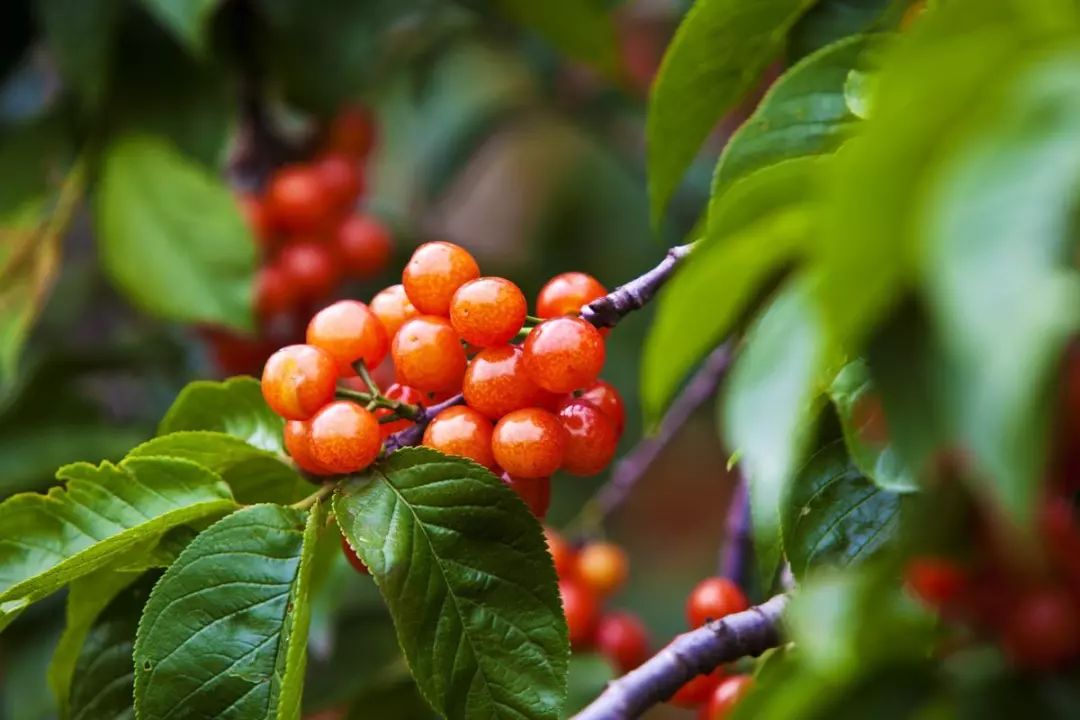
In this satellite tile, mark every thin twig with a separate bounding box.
[719,471,752,587]
[572,594,789,720]
[383,393,465,453]
[290,482,335,510]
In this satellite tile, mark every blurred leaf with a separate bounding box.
[333,447,568,720]
[344,678,438,720]
[722,278,831,586]
[787,0,898,59]
[827,360,916,492]
[35,0,123,106]
[843,68,875,118]
[713,34,870,194]
[159,377,284,453]
[133,502,325,719]
[0,456,234,630]
[784,441,902,579]
[923,49,1080,524]
[561,654,615,719]
[96,135,255,331]
[494,0,620,77]
[129,431,310,505]
[135,0,222,56]
[646,0,816,222]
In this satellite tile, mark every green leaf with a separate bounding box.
[0,456,234,628]
[783,441,902,580]
[135,0,222,56]
[134,502,325,719]
[646,0,817,222]
[159,377,284,454]
[642,158,822,423]
[786,0,898,60]
[128,431,310,505]
[494,0,620,77]
[333,447,569,720]
[562,654,615,719]
[712,34,871,194]
[96,135,254,331]
[35,0,123,106]
[923,49,1080,524]
[722,278,831,586]
[827,360,917,493]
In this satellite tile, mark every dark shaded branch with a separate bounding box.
[383,393,465,453]
[719,471,752,587]
[580,244,694,328]
[572,594,789,720]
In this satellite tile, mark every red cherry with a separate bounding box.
[278,241,340,301]
[670,669,724,708]
[341,535,370,574]
[904,557,968,608]
[1000,587,1080,669]
[336,214,392,278]
[559,579,600,648]
[314,154,364,212]
[596,612,650,674]
[699,675,753,720]
[686,577,749,628]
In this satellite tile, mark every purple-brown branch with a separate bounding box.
[383,393,465,453]
[720,472,752,587]
[572,594,789,720]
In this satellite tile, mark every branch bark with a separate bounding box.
[572,594,789,720]
[719,471,752,587]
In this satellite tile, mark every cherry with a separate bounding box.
[261,344,338,420]
[255,263,296,318]
[904,557,968,608]
[449,277,527,347]
[576,541,629,598]
[463,345,552,420]
[559,579,600,648]
[326,104,375,159]
[314,153,363,212]
[574,379,626,438]
[596,612,649,674]
[536,272,607,318]
[545,527,576,578]
[524,317,606,393]
[337,214,392,279]
[1000,587,1080,669]
[670,669,724,708]
[391,316,468,393]
[422,405,497,470]
[278,240,340,301]
[402,241,480,316]
[699,675,753,720]
[557,400,619,476]
[308,400,382,473]
[205,329,274,376]
[370,284,419,339]
[376,383,424,438]
[851,391,889,446]
[284,419,332,475]
[341,535,370,575]
[306,300,388,377]
[501,473,551,519]
[686,577,749,628]
[266,164,332,234]
[492,408,566,479]
[236,192,274,249]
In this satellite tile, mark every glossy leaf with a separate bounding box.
[134,502,325,719]
[494,0,620,77]
[712,34,870,194]
[35,0,123,106]
[333,447,568,720]
[0,456,234,627]
[159,377,284,454]
[136,0,222,56]
[783,441,902,580]
[96,135,254,331]
[827,360,917,492]
[646,0,816,221]
[787,0,896,59]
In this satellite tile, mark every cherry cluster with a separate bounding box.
[209,105,393,375]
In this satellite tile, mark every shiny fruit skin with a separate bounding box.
[1000,587,1080,669]
[314,153,363,212]
[391,316,468,393]
[370,284,419,339]
[545,527,576,578]
[576,542,629,598]
[574,380,626,437]
[449,277,527,347]
[376,383,424,438]
[402,241,480,316]
[537,272,607,318]
[337,214,391,278]
[524,317,606,393]
[491,408,566,479]
[558,400,619,476]
[463,345,552,420]
[904,557,968,608]
[261,344,338,420]
[308,401,382,473]
[560,579,600,648]
[278,241,340,301]
[341,535,370,574]
[266,165,332,233]
[699,675,753,720]
[326,105,375,159]
[686,577,750,628]
[422,405,497,469]
[501,473,551,519]
[306,300,389,376]
[596,612,649,674]
[284,419,332,475]
[255,263,296,318]
[670,669,724,708]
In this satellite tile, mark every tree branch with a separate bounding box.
[572,594,789,720]
[719,471,752,587]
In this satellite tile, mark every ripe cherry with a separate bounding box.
[904,557,968,608]
[308,400,382,473]
[449,277,527,347]
[699,675,753,720]
[392,316,468,393]
[306,300,388,377]
[261,344,338,420]
[255,264,296,318]
[402,241,480,316]
[266,165,332,234]
[370,284,419,339]
[576,541,629,598]
[596,612,649,674]
[501,473,551,519]
[1000,587,1080,669]
[559,579,600,648]
[236,192,274,249]
[326,105,375,159]
[422,405,497,469]
[558,400,619,476]
[284,419,332,476]
[492,408,566,479]
[536,272,607,318]
[524,317,606,393]
[463,345,552,420]
[278,240,340,301]
[341,535,370,575]
[574,379,626,437]
[686,577,749,628]
[337,215,391,279]
[314,153,363,212]
[545,527,576,578]
[670,669,724,708]
[376,383,424,438]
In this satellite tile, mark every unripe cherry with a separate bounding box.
[449,277,527,347]
[536,272,607,318]
[402,241,480,316]
[392,316,468,393]
[491,408,566,479]
[308,401,382,473]
[370,284,419,338]
[463,345,553,420]
[422,406,497,470]
[261,344,338,420]
[558,400,619,476]
[524,317,606,393]
[306,300,388,377]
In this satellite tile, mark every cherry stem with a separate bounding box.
[290,482,335,511]
[354,360,380,395]
[571,594,789,720]
[335,385,423,421]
